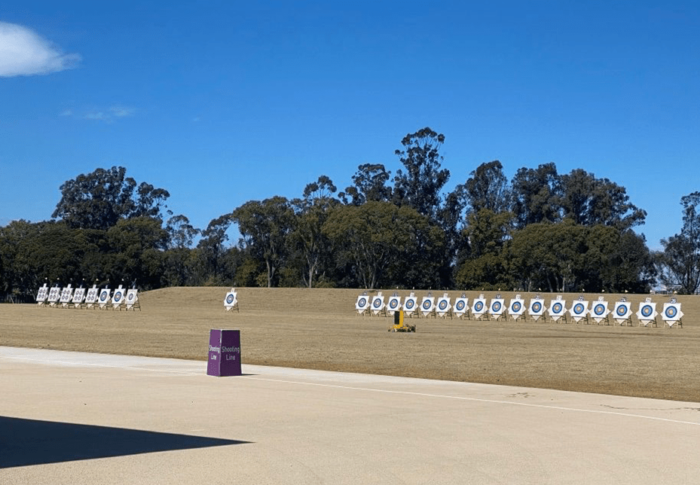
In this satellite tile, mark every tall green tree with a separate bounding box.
[290,176,339,288]
[393,127,450,220]
[340,163,393,206]
[511,162,561,228]
[52,166,170,230]
[559,169,645,230]
[656,192,700,294]
[232,196,296,287]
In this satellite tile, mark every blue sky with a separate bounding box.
[1,0,699,249]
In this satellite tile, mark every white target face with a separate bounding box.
[86,289,98,302]
[373,298,382,308]
[438,300,448,310]
[474,301,484,312]
[100,291,109,302]
[455,300,466,311]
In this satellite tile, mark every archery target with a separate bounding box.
[85,287,99,304]
[548,299,566,322]
[472,298,487,318]
[489,299,505,318]
[36,285,49,303]
[661,303,683,326]
[508,298,526,319]
[126,289,139,309]
[48,287,61,303]
[636,302,657,326]
[454,298,468,316]
[404,297,417,313]
[421,296,435,315]
[438,299,448,310]
[529,299,545,320]
[60,286,73,303]
[113,290,123,303]
[98,289,111,308]
[371,295,385,315]
[591,301,609,323]
[355,295,369,314]
[613,302,631,324]
[72,288,85,304]
[569,301,589,322]
[387,296,401,315]
[224,289,237,310]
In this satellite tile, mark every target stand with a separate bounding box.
[125,289,141,311]
[224,289,239,312]
[355,292,370,316]
[36,283,49,306]
[591,297,611,325]
[613,299,633,326]
[636,299,658,327]
[371,292,386,317]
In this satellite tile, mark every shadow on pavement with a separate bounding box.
[0,416,251,469]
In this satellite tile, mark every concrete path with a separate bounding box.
[1,346,699,484]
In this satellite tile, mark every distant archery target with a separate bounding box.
[226,294,235,305]
[358,298,367,308]
[641,305,653,317]
[422,300,431,310]
[405,300,414,309]
[389,299,399,309]
[594,304,605,316]
[474,301,484,312]
[532,302,542,313]
[439,300,448,310]
[100,290,109,302]
[85,288,98,304]
[574,303,584,314]
[616,305,627,316]
[114,291,122,302]
[72,288,85,303]
[665,306,677,318]
[373,298,382,308]
[553,303,563,314]
[456,300,465,311]
[511,301,522,313]
[492,301,502,312]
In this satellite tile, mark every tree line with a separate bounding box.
[2,128,699,300]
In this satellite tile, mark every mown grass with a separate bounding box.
[1,287,699,402]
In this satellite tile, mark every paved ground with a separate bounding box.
[1,347,699,484]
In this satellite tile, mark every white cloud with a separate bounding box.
[110,106,135,117]
[0,21,80,77]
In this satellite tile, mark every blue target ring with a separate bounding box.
[439,300,448,310]
[665,306,677,318]
[406,300,414,309]
[358,298,367,308]
[390,300,398,309]
[574,303,584,314]
[422,300,431,310]
[532,302,542,313]
[226,294,234,304]
[475,301,484,312]
[511,301,522,312]
[456,301,465,311]
[492,301,502,312]
[594,304,605,316]
[100,291,108,302]
[114,292,122,302]
[616,305,627,316]
[641,305,653,317]
[553,303,563,313]
[373,299,382,308]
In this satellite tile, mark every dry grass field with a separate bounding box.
[1,287,699,402]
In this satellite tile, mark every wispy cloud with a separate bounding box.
[61,105,136,122]
[0,21,80,77]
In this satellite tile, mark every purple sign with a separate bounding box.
[207,329,242,377]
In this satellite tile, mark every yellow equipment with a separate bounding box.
[389,310,416,332]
